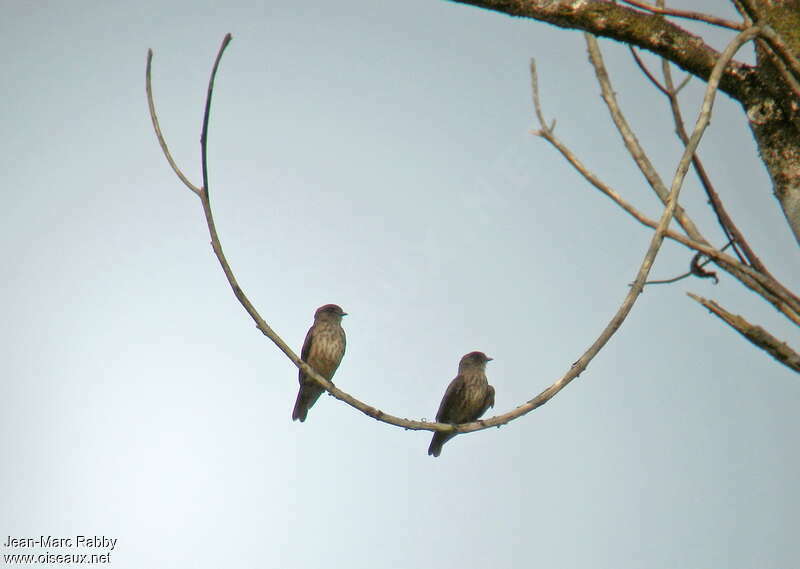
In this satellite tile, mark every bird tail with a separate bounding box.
[427,432,454,457]
[292,390,309,422]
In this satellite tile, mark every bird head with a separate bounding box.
[315,304,347,321]
[459,351,492,370]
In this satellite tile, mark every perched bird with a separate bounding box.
[292,304,347,422]
[428,351,495,457]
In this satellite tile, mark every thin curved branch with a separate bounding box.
[629,46,669,96]
[149,28,783,439]
[446,0,759,102]
[145,49,202,197]
[688,293,800,373]
[620,0,744,31]
[200,34,233,203]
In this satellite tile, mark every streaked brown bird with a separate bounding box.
[428,351,495,457]
[292,304,347,422]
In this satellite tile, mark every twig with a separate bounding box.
[645,249,723,286]
[675,73,692,93]
[145,50,202,196]
[620,0,744,31]
[688,293,800,373]
[200,34,233,204]
[629,46,669,95]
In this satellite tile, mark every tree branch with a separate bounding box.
[659,57,769,273]
[688,293,800,373]
[530,55,800,327]
[758,25,800,100]
[446,0,759,102]
[530,59,705,251]
[620,0,744,31]
[586,35,706,243]
[148,27,787,443]
[479,27,771,433]
[145,50,202,197]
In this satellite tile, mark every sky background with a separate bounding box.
[2,1,799,568]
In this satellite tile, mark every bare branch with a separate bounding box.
[200,34,234,203]
[758,26,800,100]
[530,58,799,317]
[620,0,744,31]
[688,293,800,373]
[447,0,759,102]
[474,27,769,435]
[760,25,800,79]
[675,73,692,94]
[629,47,669,96]
[533,47,800,334]
[646,250,723,286]
[145,49,202,196]
[531,59,702,249]
[586,35,706,243]
[150,28,794,442]
[660,59,768,273]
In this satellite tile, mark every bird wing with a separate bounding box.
[479,384,495,417]
[300,325,314,362]
[435,375,465,423]
[298,324,315,382]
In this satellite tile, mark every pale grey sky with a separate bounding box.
[2,1,798,568]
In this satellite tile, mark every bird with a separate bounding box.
[428,351,495,457]
[292,304,347,422]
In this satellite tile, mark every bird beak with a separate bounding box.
[486,357,493,361]
[341,312,348,317]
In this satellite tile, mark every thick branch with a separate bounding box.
[447,0,759,102]
[688,293,800,373]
